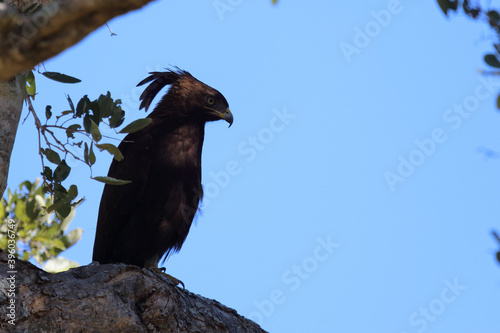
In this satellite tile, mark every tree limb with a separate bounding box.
[0,75,25,198]
[0,251,267,332]
[0,0,157,81]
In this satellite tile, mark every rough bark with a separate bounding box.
[0,75,25,198]
[0,0,157,81]
[0,251,267,333]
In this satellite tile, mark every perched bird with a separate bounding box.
[92,68,233,270]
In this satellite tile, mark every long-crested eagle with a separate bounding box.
[92,68,233,270]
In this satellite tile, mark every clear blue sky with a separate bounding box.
[7,0,500,332]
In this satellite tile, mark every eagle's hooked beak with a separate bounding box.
[223,108,233,128]
[205,107,233,127]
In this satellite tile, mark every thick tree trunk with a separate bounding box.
[0,75,25,198]
[0,251,267,332]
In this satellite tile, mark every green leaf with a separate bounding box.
[59,209,75,232]
[83,106,102,133]
[14,200,29,223]
[43,257,79,273]
[53,183,67,204]
[19,180,33,192]
[66,95,75,113]
[76,95,90,118]
[41,183,51,194]
[26,70,36,96]
[42,72,81,84]
[89,101,101,123]
[437,0,458,16]
[437,0,449,15]
[42,148,61,165]
[45,105,52,120]
[484,54,500,68]
[67,185,78,201]
[488,10,500,22]
[63,228,83,247]
[84,142,89,164]
[98,92,115,118]
[42,166,53,181]
[95,143,124,161]
[0,205,5,224]
[109,107,125,128]
[93,176,132,185]
[462,0,480,18]
[119,118,152,134]
[46,199,65,214]
[66,124,81,139]
[90,120,102,142]
[26,198,39,220]
[89,143,96,166]
[57,202,71,218]
[68,124,81,131]
[53,160,71,183]
[83,114,91,133]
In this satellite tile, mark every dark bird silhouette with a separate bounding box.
[92,68,233,269]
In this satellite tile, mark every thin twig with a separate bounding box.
[26,96,48,191]
[105,23,117,36]
[492,230,500,243]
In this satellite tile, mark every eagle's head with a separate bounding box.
[137,68,233,127]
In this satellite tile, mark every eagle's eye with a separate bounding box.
[206,96,215,105]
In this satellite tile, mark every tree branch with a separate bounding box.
[0,0,157,81]
[0,75,25,198]
[0,251,267,332]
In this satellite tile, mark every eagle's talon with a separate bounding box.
[151,267,185,289]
